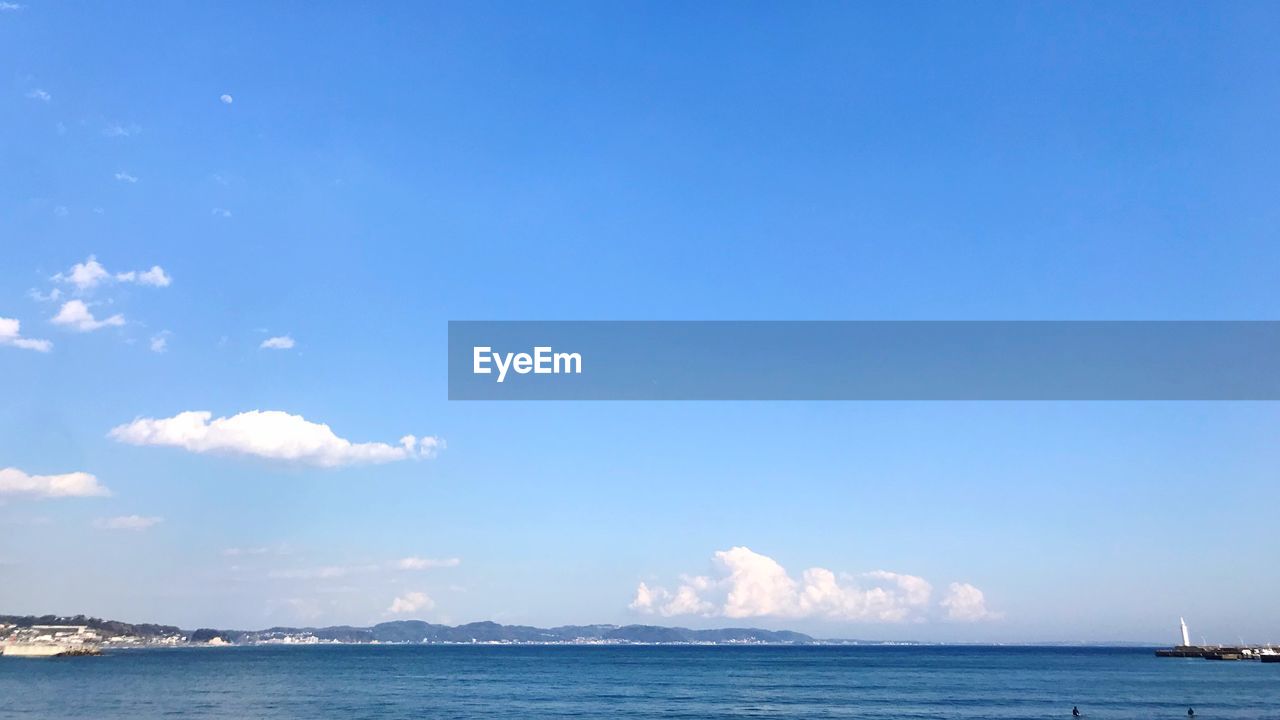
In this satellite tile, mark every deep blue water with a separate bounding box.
[1,645,1277,719]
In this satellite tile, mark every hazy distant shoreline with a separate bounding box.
[1,614,1161,648]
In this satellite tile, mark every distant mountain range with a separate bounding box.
[0,615,1169,646]
[203,620,816,644]
[1,615,814,645]
[1,614,184,639]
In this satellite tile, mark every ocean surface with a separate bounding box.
[2,645,1277,719]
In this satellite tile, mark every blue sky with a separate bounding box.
[1,1,1278,642]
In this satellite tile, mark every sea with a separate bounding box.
[2,645,1276,719]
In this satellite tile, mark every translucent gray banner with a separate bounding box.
[447,321,1280,400]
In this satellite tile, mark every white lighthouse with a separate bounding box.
[1180,617,1191,647]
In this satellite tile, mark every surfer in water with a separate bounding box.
[1072,706,1081,717]
[1188,709,1195,718]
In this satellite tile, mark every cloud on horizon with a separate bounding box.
[108,410,443,467]
[630,547,1000,624]
[223,545,294,558]
[268,565,379,580]
[260,335,295,350]
[940,582,1001,621]
[0,467,110,498]
[387,591,433,614]
[224,547,270,557]
[94,515,163,531]
[396,557,461,570]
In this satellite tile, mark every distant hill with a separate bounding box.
[2,614,815,644]
[239,620,814,644]
[0,614,183,639]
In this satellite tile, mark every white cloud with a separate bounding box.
[0,317,52,352]
[396,557,461,570]
[57,257,111,290]
[629,580,717,617]
[52,300,125,332]
[211,208,232,218]
[114,266,171,287]
[149,331,170,353]
[25,88,50,102]
[143,267,171,286]
[53,205,68,216]
[94,515,162,531]
[114,171,138,183]
[940,582,1002,622]
[717,547,801,618]
[1,2,26,10]
[863,570,935,609]
[260,335,295,350]
[388,591,433,614]
[103,123,141,137]
[27,287,62,303]
[224,545,295,558]
[629,582,663,612]
[631,547,998,624]
[54,255,171,290]
[223,546,270,557]
[269,565,375,580]
[219,94,234,105]
[0,467,110,498]
[108,409,443,467]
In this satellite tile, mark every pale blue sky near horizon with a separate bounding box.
[2,1,1279,643]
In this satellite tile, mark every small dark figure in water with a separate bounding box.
[1072,707,1080,717]
[1188,709,1195,718]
